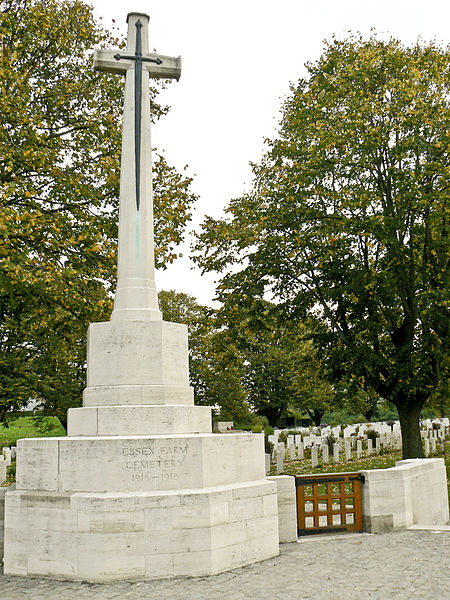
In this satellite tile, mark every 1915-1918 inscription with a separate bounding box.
[121,444,189,482]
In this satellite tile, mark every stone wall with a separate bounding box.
[0,486,8,561]
[361,458,449,532]
[267,475,297,543]
[270,459,448,538]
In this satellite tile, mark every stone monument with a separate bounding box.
[3,13,279,581]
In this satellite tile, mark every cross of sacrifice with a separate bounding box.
[94,13,181,322]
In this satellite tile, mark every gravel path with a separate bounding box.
[1,530,448,599]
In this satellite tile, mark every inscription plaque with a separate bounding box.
[121,443,189,483]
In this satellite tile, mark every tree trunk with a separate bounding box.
[396,401,424,459]
[306,408,324,427]
[58,412,68,433]
[363,405,377,422]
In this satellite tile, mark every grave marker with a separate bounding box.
[289,444,296,461]
[345,441,351,461]
[356,439,362,458]
[333,442,340,463]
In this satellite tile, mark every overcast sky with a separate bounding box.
[90,0,449,306]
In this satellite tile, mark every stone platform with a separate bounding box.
[5,480,278,581]
[4,433,279,581]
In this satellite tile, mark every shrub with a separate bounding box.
[365,428,380,442]
[264,436,274,455]
[323,434,336,453]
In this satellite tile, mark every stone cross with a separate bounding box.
[94,13,181,322]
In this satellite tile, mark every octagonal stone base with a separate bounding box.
[4,481,279,581]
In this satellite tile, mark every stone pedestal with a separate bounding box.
[3,320,279,581]
[2,12,279,581]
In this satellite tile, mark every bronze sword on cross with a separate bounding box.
[113,20,161,211]
[94,14,181,211]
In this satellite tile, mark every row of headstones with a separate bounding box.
[269,419,449,447]
[421,417,449,429]
[0,447,16,484]
[421,428,447,440]
[423,437,445,458]
[268,430,401,449]
[272,432,445,475]
[273,435,398,475]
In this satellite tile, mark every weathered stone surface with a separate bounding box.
[15,434,265,494]
[4,480,279,581]
[362,458,449,530]
[267,475,297,543]
[68,405,212,436]
[83,320,192,407]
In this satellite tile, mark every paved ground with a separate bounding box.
[0,530,448,599]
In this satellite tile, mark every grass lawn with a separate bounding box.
[1,416,66,486]
[0,416,66,447]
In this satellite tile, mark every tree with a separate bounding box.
[213,295,333,427]
[158,290,250,421]
[0,0,197,424]
[194,34,449,458]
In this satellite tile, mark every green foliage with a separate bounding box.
[158,290,250,420]
[194,33,449,458]
[323,434,336,453]
[0,415,65,447]
[215,297,334,427]
[0,0,196,424]
[365,428,380,442]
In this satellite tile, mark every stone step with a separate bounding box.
[15,433,265,494]
[67,404,212,436]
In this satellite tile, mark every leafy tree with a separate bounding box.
[215,296,333,426]
[194,34,449,458]
[0,0,196,425]
[158,290,250,421]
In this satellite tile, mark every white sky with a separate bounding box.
[90,0,449,306]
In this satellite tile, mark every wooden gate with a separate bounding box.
[295,473,364,536]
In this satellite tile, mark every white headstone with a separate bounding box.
[356,439,362,458]
[0,455,6,484]
[333,442,340,463]
[321,445,329,464]
[297,442,304,459]
[345,441,351,461]
[276,442,285,475]
[367,439,373,455]
[424,438,430,457]
[311,445,319,468]
[431,438,437,455]
[375,437,381,453]
[289,444,296,461]
[3,448,11,467]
